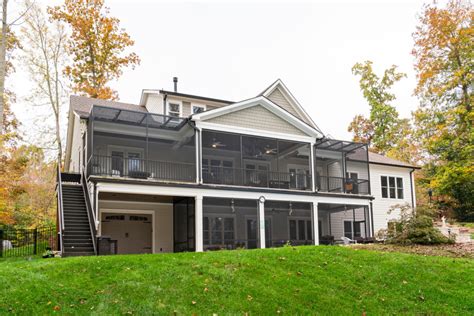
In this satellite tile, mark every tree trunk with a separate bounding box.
[0,0,7,133]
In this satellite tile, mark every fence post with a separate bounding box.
[33,228,38,255]
[0,229,3,258]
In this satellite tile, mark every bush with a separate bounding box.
[386,204,455,245]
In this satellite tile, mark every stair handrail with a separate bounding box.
[81,170,97,255]
[57,163,65,252]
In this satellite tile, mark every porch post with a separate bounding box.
[195,196,203,252]
[312,202,319,245]
[258,197,265,249]
[195,129,200,184]
[310,143,316,192]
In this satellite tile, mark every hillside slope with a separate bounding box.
[0,246,473,314]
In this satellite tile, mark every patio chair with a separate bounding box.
[340,236,357,245]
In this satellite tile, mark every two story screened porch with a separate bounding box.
[201,130,312,191]
[314,139,370,195]
[86,106,197,183]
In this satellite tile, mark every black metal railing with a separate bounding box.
[82,170,97,255]
[316,176,370,195]
[90,155,196,183]
[0,226,57,258]
[202,166,312,191]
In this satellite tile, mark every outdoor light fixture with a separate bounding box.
[230,199,235,213]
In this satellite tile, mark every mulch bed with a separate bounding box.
[352,243,474,259]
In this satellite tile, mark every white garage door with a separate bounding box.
[101,213,152,254]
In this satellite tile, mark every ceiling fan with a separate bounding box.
[211,138,226,148]
[264,145,277,155]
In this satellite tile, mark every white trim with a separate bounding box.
[192,96,322,139]
[196,121,315,143]
[100,208,156,254]
[95,182,371,206]
[260,80,318,130]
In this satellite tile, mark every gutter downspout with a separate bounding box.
[409,168,415,210]
[162,93,168,115]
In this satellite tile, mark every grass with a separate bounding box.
[0,246,473,315]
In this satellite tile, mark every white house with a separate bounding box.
[59,78,418,256]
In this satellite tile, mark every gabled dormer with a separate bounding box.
[259,79,320,131]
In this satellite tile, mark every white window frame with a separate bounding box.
[191,103,206,114]
[380,175,404,200]
[166,99,182,117]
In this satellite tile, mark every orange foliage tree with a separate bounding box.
[48,0,140,100]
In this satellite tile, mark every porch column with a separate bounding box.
[195,129,200,184]
[310,143,316,192]
[312,202,319,245]
[195,196,203,252]
[258,196,265,249]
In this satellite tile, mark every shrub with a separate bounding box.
[386,204,455,245]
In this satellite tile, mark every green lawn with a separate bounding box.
[0,246,473,315]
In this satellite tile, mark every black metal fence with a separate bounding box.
[0,227,57,258]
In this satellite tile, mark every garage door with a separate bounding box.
[101,213,152,254]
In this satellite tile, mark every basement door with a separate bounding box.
[101,213,153,254]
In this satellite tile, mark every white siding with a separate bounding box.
[370,164,414,234]
[207,104,307,136]
[69,115,84,173]
[267,87,311,125]
[144,94,164,114]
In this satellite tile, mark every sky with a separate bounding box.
[9,0,435,142]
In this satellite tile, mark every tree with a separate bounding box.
[348,61,407,155]
[48,0,140,100]
[412,0,473,221]
[21,1,68,165]
[0,0,8,132]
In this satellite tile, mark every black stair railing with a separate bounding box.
[81,170,97,255]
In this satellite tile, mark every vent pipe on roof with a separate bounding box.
[173,77,178,92]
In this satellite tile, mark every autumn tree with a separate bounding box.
[21,1,68,165]
[348,61,407,155]
[412,0,473,220]
[48,0,140,100]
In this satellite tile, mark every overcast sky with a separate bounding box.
[10,0,434,141]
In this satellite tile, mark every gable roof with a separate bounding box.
[259,79,323,134]
[192,96,323,139]
[368,152,420,169]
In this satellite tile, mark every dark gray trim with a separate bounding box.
[350,159,421,170]
[159,90,234,104]
[369,202,375,236]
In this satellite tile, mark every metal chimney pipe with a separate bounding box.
[173,77,178,92]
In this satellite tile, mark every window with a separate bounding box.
[381,176,404,199]
[167,102,181,117]
[344,221,361,238]
[192,104,206,114]
[289,219,312,241]
[203,216,235,246]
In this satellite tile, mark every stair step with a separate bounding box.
[64,247,94,253]
[64,242,93,247]
[63,234,92,239]
[63,252,94,257]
